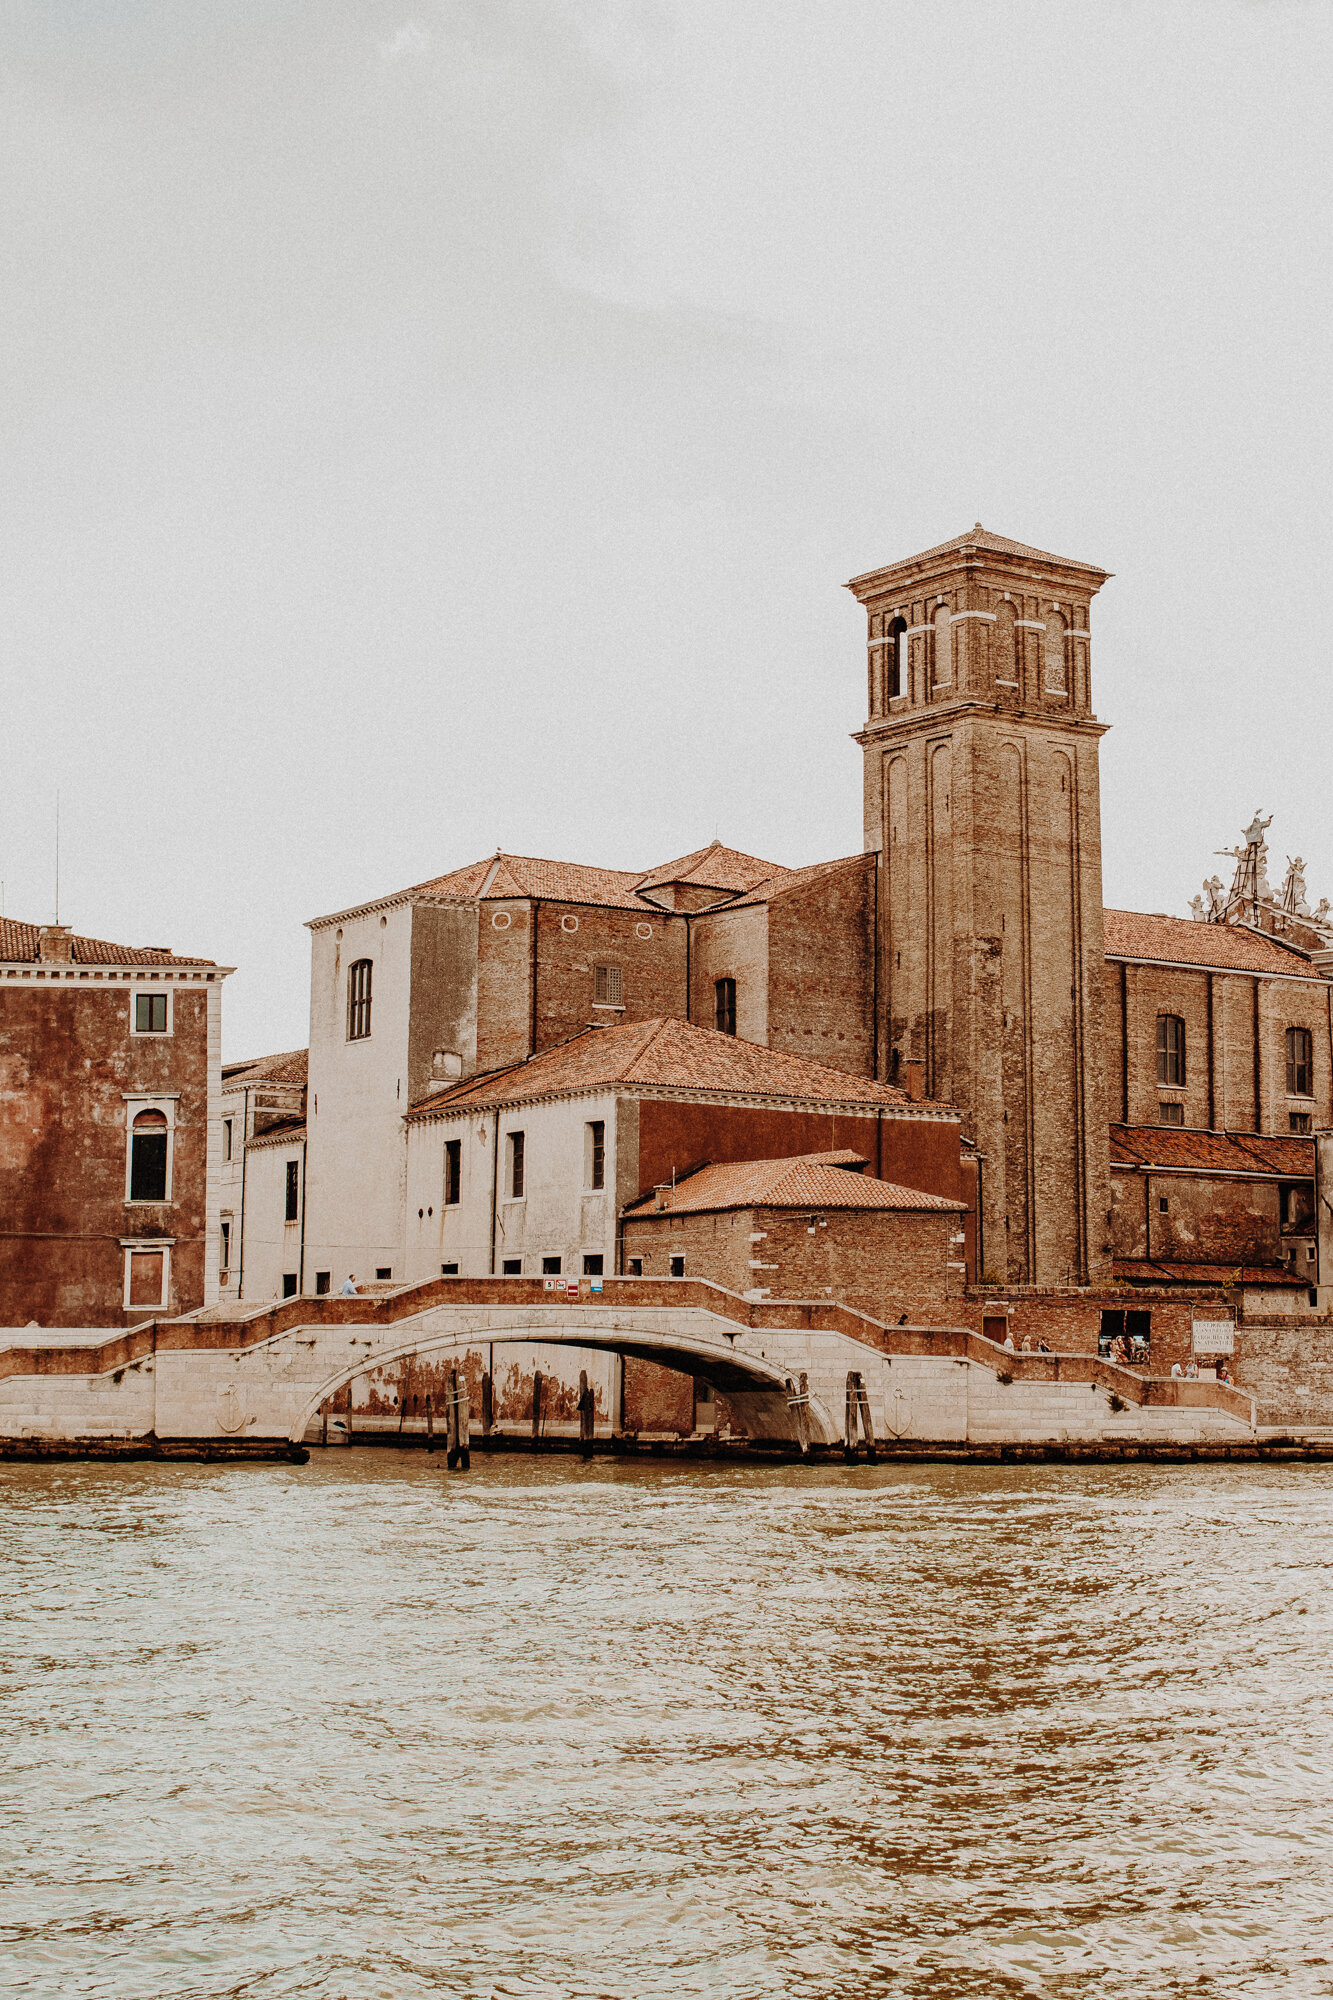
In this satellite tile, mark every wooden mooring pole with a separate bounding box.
[481,1370,494,1439]
[425,1392,435,1453]
[577,1369,594,1462]
[531,1370,544,1441]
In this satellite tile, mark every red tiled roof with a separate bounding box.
[410,844,789,913]
[624,1150,965,1216]
[1115,1257,1307,1290]
[245,1118,307,1149]
[634,842,785,896]
[712,853,872,912]
[407,1017,930,1116]
[1103,910,1320,978]
[848,524,1109,587]
[1109,1125,1315,1177]
[222,1049,309,1085]
[0,918,216,967]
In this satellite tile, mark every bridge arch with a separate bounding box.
[286,1313,839,1446]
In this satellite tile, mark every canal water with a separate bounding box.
[4,1456,1333,1999]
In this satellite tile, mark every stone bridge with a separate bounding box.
[0,1275,1256,1452]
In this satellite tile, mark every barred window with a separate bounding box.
[285,1159,300,1222]
[593,964,622,1007]
[347,959,373,1040]
[1156,1014,1185,1088]
[1287,1026,1313,1097]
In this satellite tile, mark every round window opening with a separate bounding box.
[561,915,579,933]
[635,922,653,940]
[491,911,512,930]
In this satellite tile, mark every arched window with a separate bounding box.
[1045,609,1068,691]
[1286,1026,1313,1097]
[887,616,908,701]
[347,959,373,1040]
[129,1109,169,1203]
[715,977,736,1035]
[933,604,952,687]
[1156,1014,1185,1088]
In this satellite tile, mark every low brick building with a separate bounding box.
[0,918,230,1326]
[621,1150,967,1308]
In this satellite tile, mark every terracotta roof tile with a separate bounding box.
[412,852,655,911]
[407,1017,932,1116]
[849,524,1109,587]
[1115,1257,1307,1289]
[222,1049,309,1085]
[245,1118,307,1148]
[634,842,785,896]
[712,853,872,912]
[624,1151,966,1216]
[1103,910,1320,978]
[0,918,216,967]
[1109,1124,1314,1177]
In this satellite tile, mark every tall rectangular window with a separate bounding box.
[219,1220,231,1276]
[1156,1014,1185,1087]
[347,958,373,1040]
[587,1120,605,1190]
[285,1159,300,1222]
[593,964,622,1007]
[282,1273,298,1298]
[315,1271,331,1295]
[223,1118,233,1163]
[508,1130,525,1199]
[1287,1026,1313,1097]
[129,1109,169,1202]
[715,977,736,1036]
[444,1139,461,1205]
[126,1248,167,1308]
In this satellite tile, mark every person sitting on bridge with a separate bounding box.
[340,1273,359,1297]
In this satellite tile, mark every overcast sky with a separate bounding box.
[2,0,1329,1059]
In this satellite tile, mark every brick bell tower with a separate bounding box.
[849,525,1113,1287]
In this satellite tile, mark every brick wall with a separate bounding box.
[621,1203,958,1315]
[766,859,876,1078]
[475,901,533,1073]
[1110,1167,1281,1264]
[532,902,687,1052]
[688,903,768,1043]
[1105,960,1333,1134]
[0,982,211,1326]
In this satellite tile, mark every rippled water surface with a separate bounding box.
[4,1454,1333,1998]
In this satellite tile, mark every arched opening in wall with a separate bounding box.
[993,601,1017,689]
[1044,610,1068,692]
[129,1109,169,1202]
[933,604,952,688]
[887,617,908,700]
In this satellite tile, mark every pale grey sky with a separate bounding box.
[2,0,1329,1060]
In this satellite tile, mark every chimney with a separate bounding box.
[37,925,73,964]
[901,1057,925,1103]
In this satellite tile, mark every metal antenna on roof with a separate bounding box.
[54,791,60,926]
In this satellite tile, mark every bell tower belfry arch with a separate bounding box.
[849,525,1113,1286]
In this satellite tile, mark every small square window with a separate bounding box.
[1159,1196,1169,1214]
[670,1254,685,1278]
[542,1255,562,1275]
[375,1266,392,1281]
[1158,1102,1184,1126]
[315,1271,331,1295]
[502,1258,521,1276]
[134,993,168,1034]
[282,1273,298,1298]
[1308,1245,1317,1262]
[583,1253,604,1275]
[627,1257,643,1277]
[1291,1112,1313,1134]
[441,1263,458,1276]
